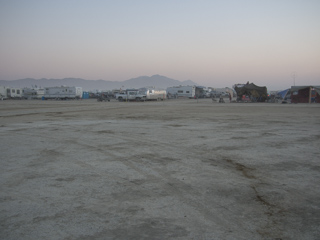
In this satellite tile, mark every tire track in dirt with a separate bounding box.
[71,128,269,237]
[203,156,286,239]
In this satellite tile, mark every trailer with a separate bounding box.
[139,88,166,101]
[0,86,8,100]
[166,86,196,99]
[43,86,83,100]
[23,87,45,99]
[6,87,23,99]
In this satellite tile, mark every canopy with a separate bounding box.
[277,89,290,99]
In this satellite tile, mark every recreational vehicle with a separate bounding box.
[23,88,45,99]
[6,88,23,99]
[166,86,196,99]
[43,86,83,100]
[0,86,8,100]
[139,88,166,101]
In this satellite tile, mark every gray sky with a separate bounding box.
[0,0,319,90]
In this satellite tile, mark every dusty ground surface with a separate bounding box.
[0,99,319,240]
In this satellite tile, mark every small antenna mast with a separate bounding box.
[291,72,297,86]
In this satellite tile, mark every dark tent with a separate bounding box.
[234,83,268,102]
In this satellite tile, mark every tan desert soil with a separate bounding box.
[1,99,319,239]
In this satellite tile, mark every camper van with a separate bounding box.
[0,86,8,100]
[166,86,196,98]
[6,88,23,99]
[43,86,83,100]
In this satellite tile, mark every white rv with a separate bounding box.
[140,88,166,101]
[23,88,45,99]
[0,86,8,100]
[166,86,196,99]
[6,88,23,99]
[43,86,83,100]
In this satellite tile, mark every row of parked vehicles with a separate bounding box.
[97,89,167,102]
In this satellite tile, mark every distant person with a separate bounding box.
[229,93,232,102]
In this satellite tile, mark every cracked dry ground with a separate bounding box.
[1,99,320,239]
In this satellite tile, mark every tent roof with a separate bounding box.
[235,83,266,90]
[234,83,267,97]
[277,89,290,99]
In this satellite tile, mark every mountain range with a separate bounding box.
[0,75,198,91]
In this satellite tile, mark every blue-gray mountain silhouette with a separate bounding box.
[0,75,198,91]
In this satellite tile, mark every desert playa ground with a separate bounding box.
[0,99,319,239]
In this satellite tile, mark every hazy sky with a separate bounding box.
[1,0,319,89]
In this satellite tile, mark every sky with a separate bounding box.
[0,0,319,90]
